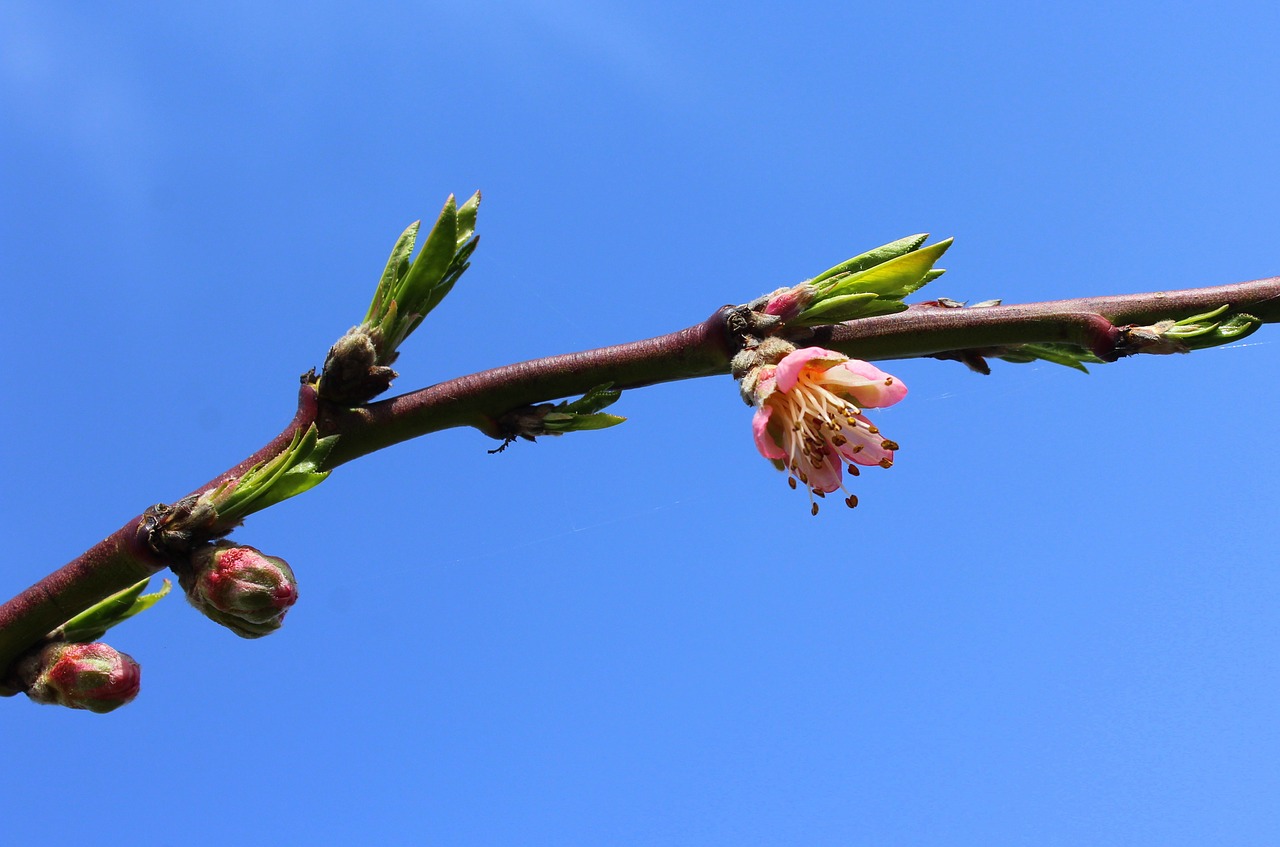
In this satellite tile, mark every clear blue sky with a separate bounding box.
[3,2,1279,844]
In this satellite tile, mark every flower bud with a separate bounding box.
[21,641,141,713]
[761,283,815,322]
[181,541,298,638]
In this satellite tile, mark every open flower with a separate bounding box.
[745,347,906,514]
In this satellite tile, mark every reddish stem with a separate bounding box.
[2,277,1277,691]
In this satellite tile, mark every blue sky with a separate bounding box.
[2,2,1278,844]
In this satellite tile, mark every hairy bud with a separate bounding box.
[181,541,298,638]
[20,641,141,713]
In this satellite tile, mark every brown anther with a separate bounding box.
[831,434,847,446]
[798,471,809,484]
[811,502,820,516]
[845,495,859,508]
[868,425,879,434]
[881,439,899,451]
[847,464,860,476]
[884,377,893,385]
[851,445,864,454]
[815,490,826,498]
[788,477,797,490]
[878,457,893,469]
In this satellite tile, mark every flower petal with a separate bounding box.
[802,448,843,493]
[824,359,908,407]
[752,405,787,460]
[836,415,895,466]
[774,347,845,392]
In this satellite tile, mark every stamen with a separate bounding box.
[847,464,860,476]
[881,439,899,451]
[878,457,893,469]
[845,495,858,508]
[811,502,819,516]
[788,477,797,490]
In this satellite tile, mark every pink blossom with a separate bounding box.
[748,347,906,513]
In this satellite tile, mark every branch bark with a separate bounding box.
[2,275,1277,692]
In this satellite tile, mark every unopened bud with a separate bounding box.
[20,641,141,713]
[181,541,298,638]
[762,283,815,322]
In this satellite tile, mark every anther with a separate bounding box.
[847,464,860,476]
[881,439,899,451]
[845,495,858,508]
[878,457,893,469]
[788,477,797,490]
[811,502,820,516]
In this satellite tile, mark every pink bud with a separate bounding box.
[182,542,298,638]
[23,642,141,713]
[762,284,815,322]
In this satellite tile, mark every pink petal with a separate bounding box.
[752,405,786,460]
[835,360,908,408]
[774,347,845,392]
[801,448,843,493]
[836,415,894,466]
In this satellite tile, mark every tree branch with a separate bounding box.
[3,275,1277,692]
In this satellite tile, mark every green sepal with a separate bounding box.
[58,578,173,643]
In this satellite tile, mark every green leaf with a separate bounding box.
[562,383,622,414]
[59,578,173,642]
[366,221,420,325]
[819,239,953,299]
[997,343,1100,372]
[810,234,930,285]
[456,191,481,249]
[543,413,627,433]
[397,195,458,308]
[794,292,879,323]
[214,426,336,521]
[565,413,627,431]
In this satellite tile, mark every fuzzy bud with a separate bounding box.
[21,641,141,713]
[319,325,398,405]
[181,542,298,638]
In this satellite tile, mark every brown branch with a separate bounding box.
[2,276,1278,692]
